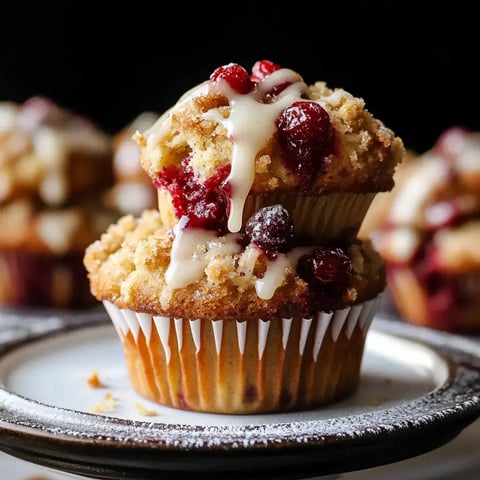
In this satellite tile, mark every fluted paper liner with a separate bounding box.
[104,296,379,414]
[158,190,375,243]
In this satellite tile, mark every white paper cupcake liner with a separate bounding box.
[104,295,380,414]
[104,296,378,362]
[157,189,376,243]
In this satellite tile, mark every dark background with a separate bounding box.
[1,5,478,154]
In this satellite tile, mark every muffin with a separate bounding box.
[374,127,480,332]
[358,149,417,240]
[108,112,158,216]
[84,60,404,414]
[137,60,404,244]
[0,96,118,308]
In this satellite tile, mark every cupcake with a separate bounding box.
[0,96,118,308]
[137,60,404,244]
[358,149,417,240]
[374,127,480,332]
[84,60,404,414]
[108,112,158,216]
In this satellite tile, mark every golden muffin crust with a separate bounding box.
[0,97,113,207]
[136,67,405,195]
[84,210,385,321]
[0,198,119,254]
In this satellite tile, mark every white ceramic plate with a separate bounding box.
[1,314,480,479]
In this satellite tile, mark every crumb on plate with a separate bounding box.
[88,392,118,414]
[135,402,158,416]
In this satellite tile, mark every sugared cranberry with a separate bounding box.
[433,126,469,159]
[297,247,351,291]
[276,101,335,190]
[251,59,290,99]
[210,63,254,94]
[244,205,294,259]
[251,60,281,82]
[154,157,230,234]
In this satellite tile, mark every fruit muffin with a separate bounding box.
[136,60,405,243]
[374,127,480,332]
[0,96,118,308]
[85,59,404,414]
[108,112,158,216]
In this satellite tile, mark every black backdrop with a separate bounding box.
[2,4,478,154]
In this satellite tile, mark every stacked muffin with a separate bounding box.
[373,127,480,332]
[107,112,158,216]
[84,60,405,413]
[0,96,118,308]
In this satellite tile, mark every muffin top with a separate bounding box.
[0,96,113,207]
[135,60,405,234]
[374,127,480,271]
[84,209,385,320]
[0,198,119,254]
[108,112,158,215]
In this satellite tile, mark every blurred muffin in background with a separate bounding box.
[107,112,158,216]
[0,96,118,309]
[358,149,417,241]
[373,127,480,332]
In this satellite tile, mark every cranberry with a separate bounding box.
[251,59,290,100]
[210,63,254,94]
[433,126,469,159]
[251,60,281,82]
[276,101,335,190]
[297,247,351,291]
[244,205,294,259]
[154,157,230,234]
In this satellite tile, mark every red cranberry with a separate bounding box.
[297,247,351,290]
[276,101,335,190]
[433,127,469,159]
[244,205,294,259]
[154,157,230,234]
[251,60,281,82]
[251,59,290,99]
[210,63,254,94]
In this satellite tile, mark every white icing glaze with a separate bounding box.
[255,253,290,300]
[114,140,142,176]
[205,68,307,233]
[165,216,241,289]
[36,210,80,254]
[389,157,449,225]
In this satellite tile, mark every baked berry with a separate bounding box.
[210,63,254,94]
[433,127,469,159]
[297,247,351,290]
[251,60,281,82]
[276,101,335,189]
[244,205,294,259]
[154,157,230,234]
